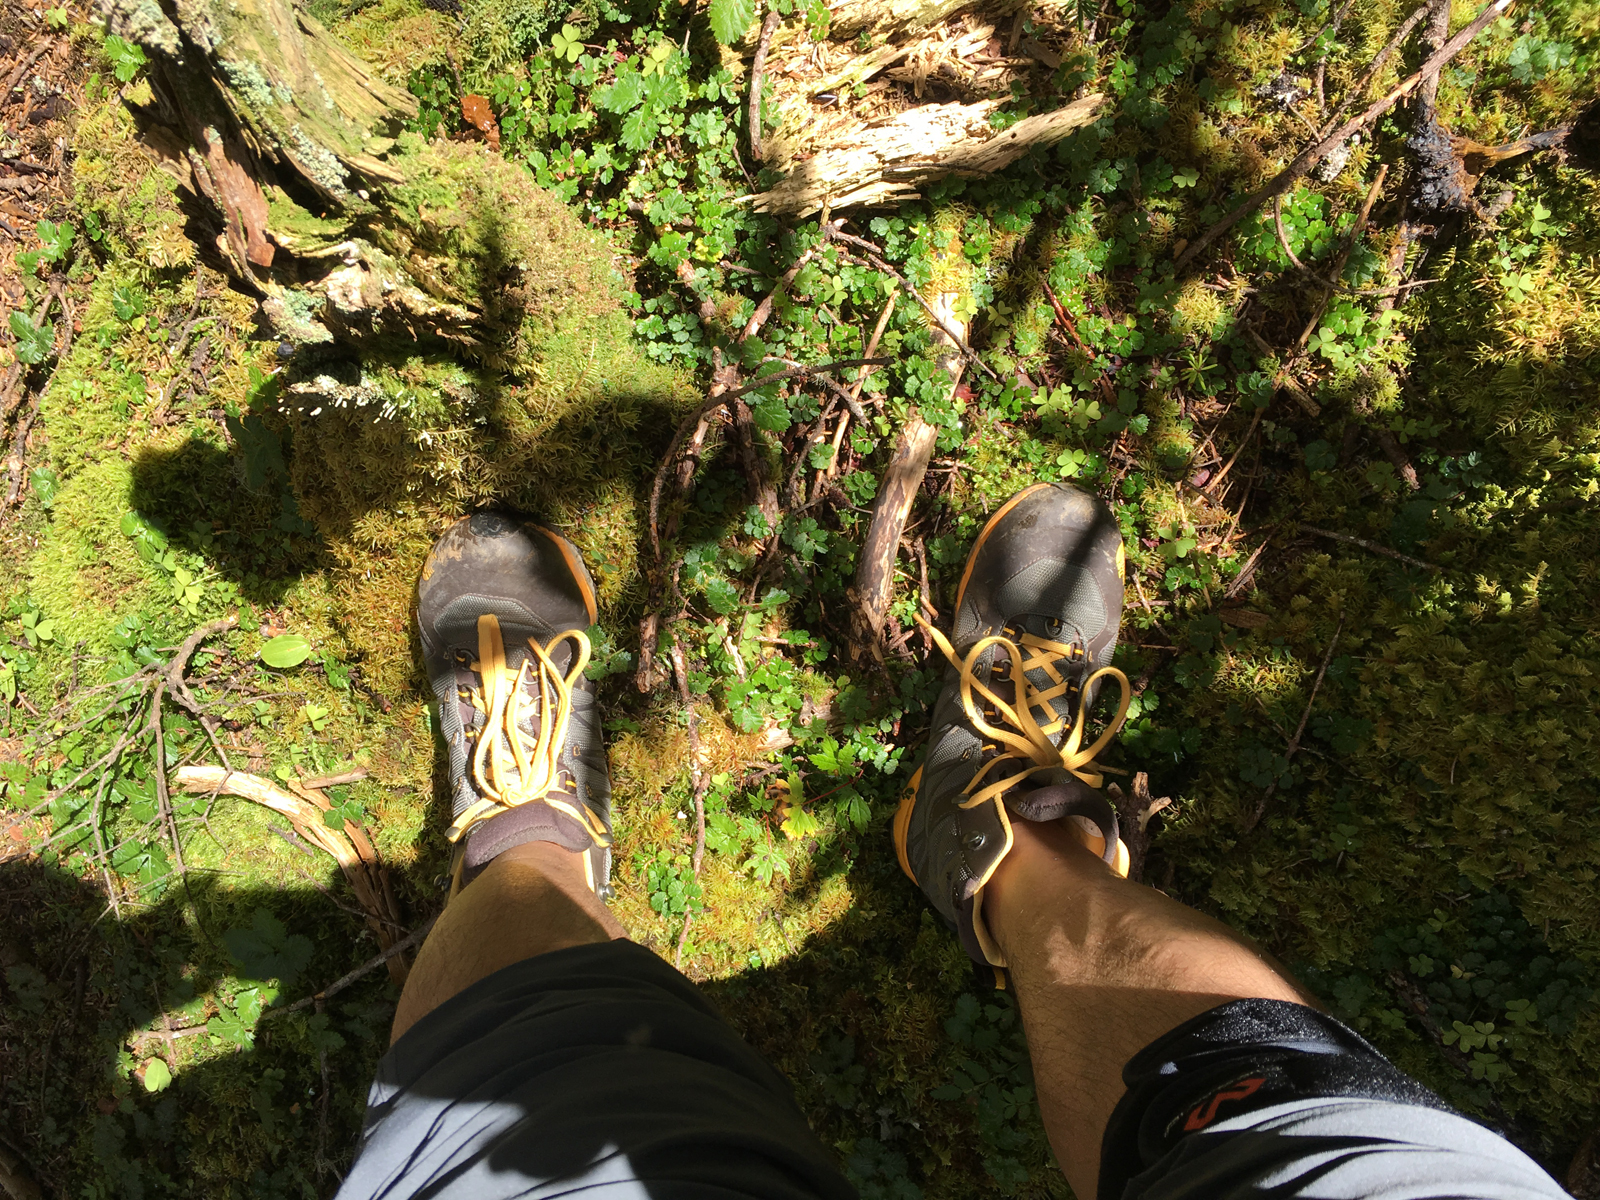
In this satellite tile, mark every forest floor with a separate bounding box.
[0,0,1598,1195]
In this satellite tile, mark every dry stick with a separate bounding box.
[831,233,1003,382]
[747,9,782,161]
[149,616,239,871]
[849,291,898,404]
[271,915,439,1017]
[32,697,152,814]
[1041,280,1118,406]
[1301,524,1438,571]
[1206,407,1264,498]
[0,38,55,104]
[88,774,121,918]
[1293,164,1389,357]
[1223,536,1271,601]
[1174,0,1511,272]
[1244,615,1344,832]
[1323,0,1432,134]
[298,769,368,791]
[669,643,708,970]
[740,228,839,343]
[715,356,890,404]
[149,681,184,874]
[817,291,900,499]
[851,417,940,647]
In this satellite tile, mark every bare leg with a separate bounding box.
[391,842,627,1043]
[985,819,1315,1200]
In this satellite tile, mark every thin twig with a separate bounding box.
[717,357,891,405]
[1323,0,1433,132]
[1293,165,1389,357]
[849,291,898,403]
[1300,524,1439,571]
[271,916,439,1017]
[831,233,1002,382]
[1175,0,1511,271]
[1244,615,1344,831]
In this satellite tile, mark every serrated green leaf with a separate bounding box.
[620,106,658,152]
[597,69,645,113]
[709,0,757,45]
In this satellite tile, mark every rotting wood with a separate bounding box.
[173,766,411,983]
[849,416,939,655]
[753,92,1105,216]
[1106,772,1173,884]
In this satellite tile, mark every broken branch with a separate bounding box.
[1175,0,1511,271]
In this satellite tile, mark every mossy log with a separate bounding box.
[96,0,693,538]
[96,0,671,384]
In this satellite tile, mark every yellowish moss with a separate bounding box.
[71,84,194,270]
[27,456,158,650]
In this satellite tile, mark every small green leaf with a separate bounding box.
[709,0,757,45]
[9,311,53,365]
[104,34,148,83]
[260,634,313,669]
[140,1058,172,1093]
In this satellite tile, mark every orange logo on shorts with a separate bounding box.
[1183,1077,1266,1132]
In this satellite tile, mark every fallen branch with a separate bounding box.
[271,915,438,1017]
[1175,0,1511,271]
[1322,0,1433,133]
[714,356,892,405]
[748,9,781,161]
[173,766,412,982]
[1301,524,1438,571]
[1244,614,1343,832]
[849,416,939,658]
[1292,164,1389,358]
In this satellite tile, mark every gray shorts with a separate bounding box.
[335,941,1568,1200]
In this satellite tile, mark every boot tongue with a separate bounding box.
[1006,781,1121,866]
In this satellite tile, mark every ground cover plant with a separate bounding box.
[0,0,1597,1195]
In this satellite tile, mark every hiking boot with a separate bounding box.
[417,511,613,897]
[894,482,1133,978]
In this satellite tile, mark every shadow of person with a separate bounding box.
[0,807,1035,1200]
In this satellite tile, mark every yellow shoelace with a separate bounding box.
[916,615,1132,811]
[445,615,609,846]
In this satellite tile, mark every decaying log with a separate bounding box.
[754,92,1106,216]
[173,766,411,983]
[96,0,652,402]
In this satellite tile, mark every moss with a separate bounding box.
[71,85,194,270]
[264,185,353,249]
[27,456,156,651]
